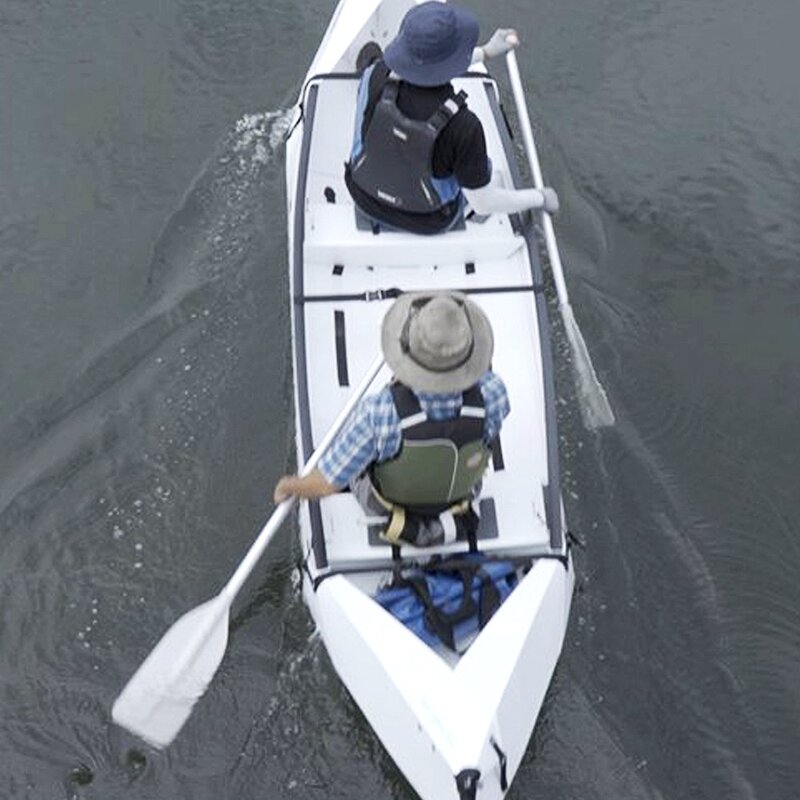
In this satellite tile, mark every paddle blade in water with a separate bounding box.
[112,594,230,749]
[561,303,615,428]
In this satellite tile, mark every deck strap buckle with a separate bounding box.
[365,287,402,302]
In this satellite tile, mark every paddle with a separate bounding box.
[111,353,385,749]
[505,50,615,428]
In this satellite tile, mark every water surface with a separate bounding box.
[1,1,798,798]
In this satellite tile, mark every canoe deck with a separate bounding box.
[290,72,563,575]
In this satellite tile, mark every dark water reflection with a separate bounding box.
[1,0,799,798]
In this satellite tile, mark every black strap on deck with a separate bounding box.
[298,283,543,305]
[490,737,509,791]
[334,310,349,386]
[490,437,505,471]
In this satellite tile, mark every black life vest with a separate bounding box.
[348,69,467,214]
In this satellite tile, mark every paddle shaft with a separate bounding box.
[504,50,570,308]
[223,353,385,601]
[505,50,614,428]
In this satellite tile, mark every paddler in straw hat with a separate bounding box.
[274,291,509,546]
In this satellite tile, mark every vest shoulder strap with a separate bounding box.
[426,89,468,133]
[366,62,393,110]
[460,383,485,419]
[380,78,400,103]
[390,381,486,432]
[389,382,424,426]
[374,78,467,136]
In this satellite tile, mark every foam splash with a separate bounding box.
[232,109,293,169]
[145,105,292,292]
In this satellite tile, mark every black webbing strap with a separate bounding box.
[395,560,502,650]
[381,79,400,105]
[298,284,542,304]
[402,571,475,651]
[427,89,468,132]
[476,568,501,628]
[490,738,509,791]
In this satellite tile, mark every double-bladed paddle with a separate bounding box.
[111,354,385,748]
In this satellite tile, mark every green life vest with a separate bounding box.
[371,383,491,514]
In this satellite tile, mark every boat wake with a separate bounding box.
[146,108,292,293]
[226,601,405,800]
[558,337,781,799]
[0,107,295,795]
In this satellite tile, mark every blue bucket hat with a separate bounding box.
[384,2,480,87]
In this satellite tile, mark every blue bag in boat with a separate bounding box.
[374,558,518,651]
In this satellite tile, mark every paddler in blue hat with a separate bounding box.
[344,1,560,235]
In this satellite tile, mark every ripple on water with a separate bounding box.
[560,328,800,799]
[225,598,408,800]
[0,109,294,795]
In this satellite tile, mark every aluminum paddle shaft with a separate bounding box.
[112,353,385,749]
[505,50,614,428]
[223,353,384,600]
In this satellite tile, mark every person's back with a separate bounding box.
[346,57,490,234]
[344,2,560,235]
[273,291,510,547]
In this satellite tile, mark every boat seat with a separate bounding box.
[353,203,467,234]
[319,480,551,570]
[304,202,522,269]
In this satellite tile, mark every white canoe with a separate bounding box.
[284,2,575,798]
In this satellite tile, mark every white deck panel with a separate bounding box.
[302,291,547,444]
[319,474,550,567]
[304,203,524,270]
[302,289,551,565]
[301,244,534,305]
[297,71,554,565]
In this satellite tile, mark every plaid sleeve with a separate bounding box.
[480,371,511,443]
[317,388,401,487]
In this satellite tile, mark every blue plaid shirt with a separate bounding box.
[318,371,510,488]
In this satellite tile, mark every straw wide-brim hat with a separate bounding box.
[381,291,494,393]
[384,2,480,87]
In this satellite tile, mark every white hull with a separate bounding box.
[284,2,574,798]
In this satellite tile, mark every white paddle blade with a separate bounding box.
[112,594,230,749]
[561,303,615,428]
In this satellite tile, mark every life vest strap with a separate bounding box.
[426,89,468,133]
[370,482,477,547]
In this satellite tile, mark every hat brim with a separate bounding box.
[383,7,479,87]
[382,291,494,393]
